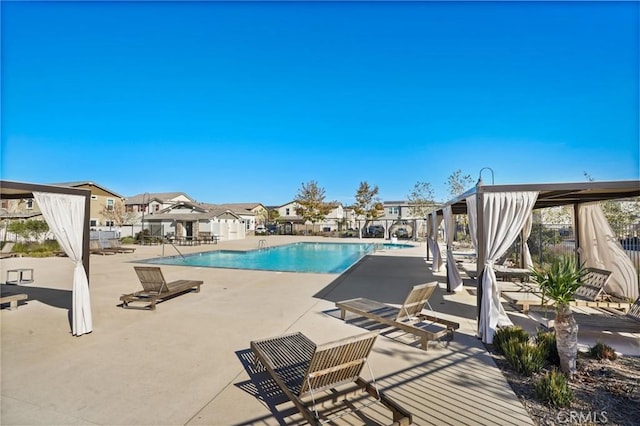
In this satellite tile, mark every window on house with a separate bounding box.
[105,220,114,227]
[90,219,97,227]
[106,199,114,211]
[285,208,290,215]
[389,207,398,215]
[154,204,160,211]
[91,195,97,200]
[1,200,8,209]
[25,199,34,209]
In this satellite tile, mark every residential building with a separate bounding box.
[213,203,268,232]
[143,201,245,241]
[125,192,194,218]
[271,201,347,234]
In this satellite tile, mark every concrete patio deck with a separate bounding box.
[2,237,536,425]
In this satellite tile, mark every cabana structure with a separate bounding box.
[0,180,93,336]
[430,179,640,344]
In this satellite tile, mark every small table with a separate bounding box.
[6,268,34,285]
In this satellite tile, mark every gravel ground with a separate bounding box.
[489,350,640,425]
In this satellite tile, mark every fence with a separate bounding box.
[525,223,640,272]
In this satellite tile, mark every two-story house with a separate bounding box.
[271,201,347,234]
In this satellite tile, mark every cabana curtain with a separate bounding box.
[33,192,93,336]
[443,206,463,291]
[522,214,534,270]
[478,191,538,344]
[466,195,478,254]
[577,203,638,301]
[429,211,443,272]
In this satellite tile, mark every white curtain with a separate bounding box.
[478,191,538,344]
[522,214,534,270]
[428,211,443,272]
[466,195,478,253]
[577,203,638,301]
[33,192,93,336]
[443,206,463,292]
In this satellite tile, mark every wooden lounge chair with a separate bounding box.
[565,297,640,333]
[119,266,203,310]
[107,239,136,253]
[335,282,459,351]
[0,242,20,259]
[502,267,631,314]
[0,294,28,310]
[250,330,412,425]
[90,240,117,255]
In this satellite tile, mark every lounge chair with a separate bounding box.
[565,297,640,333]
[89,240,117,255]
[120,266,203,310]
[250,330,412,425]
[0,294,28,310]
[502,267,631,314]
[0,242,19,259]
[335,282,459,351]
[107,239,136,253]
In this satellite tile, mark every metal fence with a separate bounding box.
[525,223,640,271]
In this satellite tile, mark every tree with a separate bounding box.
[268,209,280,223]
[446,170,474,200]
[531,256,587,377]
[294,181,332,231]
[7,219,49,242]
[407,181,436,218]
[446,170,474,241]
[407,181,436,238]
[101,203,137,226]
[353,181,383,237]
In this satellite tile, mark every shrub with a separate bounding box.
[502,339,546,376]
[535,330,560,366]
[121,236,136,244]
[535,369,573,407]
[493,326,529,354]
[588,341,618,361]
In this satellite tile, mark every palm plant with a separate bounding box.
[530,256,587,376]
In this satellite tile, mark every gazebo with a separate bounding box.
[0,180,93,336]
[428,179,640,344]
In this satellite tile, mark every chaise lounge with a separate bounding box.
[335,282,459,351]
[250,330,412,425]
[120,266,203,310]
[502,267,632,314]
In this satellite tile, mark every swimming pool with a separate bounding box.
[140,242,412,274]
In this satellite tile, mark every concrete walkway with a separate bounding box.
[1,237,532,425]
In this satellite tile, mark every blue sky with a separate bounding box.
[2,1,638,206]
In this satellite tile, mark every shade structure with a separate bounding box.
[433,179,640,344]
[1,180,92,336]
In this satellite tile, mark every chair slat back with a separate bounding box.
[627,297,640,321]
[299,331,378,397]
[1,242,15,254]
[397,281,438,320]
[575,267,611,301]
[134,266,169,293]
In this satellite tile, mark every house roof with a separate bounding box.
[125,192,193,205]
[214,202,264,211]
[50,181,124,199]
[146,201,243,221]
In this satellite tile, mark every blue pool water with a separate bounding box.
[141,242,412,274]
